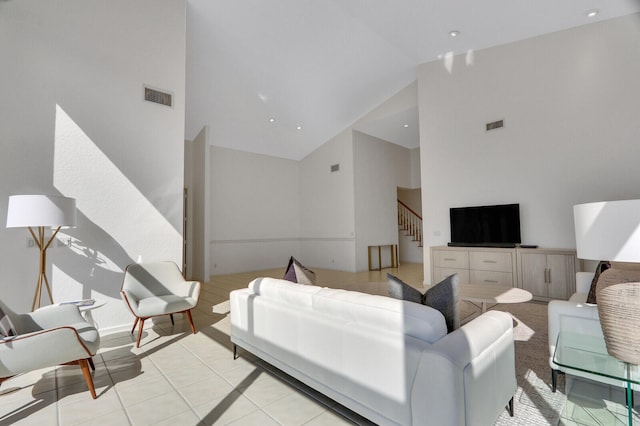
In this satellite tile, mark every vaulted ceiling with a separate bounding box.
[185,0,640,160]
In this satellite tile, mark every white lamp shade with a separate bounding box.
[6,195,77,228]
[574,199,640,262]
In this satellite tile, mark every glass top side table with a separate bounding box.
[553,331,640,425]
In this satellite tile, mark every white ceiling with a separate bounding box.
[185,0,640,160]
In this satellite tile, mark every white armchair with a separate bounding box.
[120,262,201,348]
[0,301,100,398]
[548,271,636,392]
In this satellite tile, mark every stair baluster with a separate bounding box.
[397,200,422,247]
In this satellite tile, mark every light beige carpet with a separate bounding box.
[490,301,566,425]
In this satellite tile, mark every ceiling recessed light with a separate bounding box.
[269,118,275,123]
[586,9,599,18]
[449,30,460,37]
[296,126,302,130]
[403,124,409,128]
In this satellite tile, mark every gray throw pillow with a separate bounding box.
[387,273,460,333]
[283,256,316,285]
[586,260,611,304]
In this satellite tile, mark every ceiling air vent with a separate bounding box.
[144,86,173,107]
[486,119,504,131]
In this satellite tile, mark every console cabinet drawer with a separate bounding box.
[433,267,470,285]
[470,270,513,286]
[470,251,513,273]
[433,250,469,269]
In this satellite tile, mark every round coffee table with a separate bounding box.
[460,284,532,315]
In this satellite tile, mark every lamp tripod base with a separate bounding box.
[29,226,59,311]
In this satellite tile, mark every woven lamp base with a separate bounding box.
[597,281,640,365]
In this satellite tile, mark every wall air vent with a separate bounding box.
[144,86,173,107]
[486,119,504,131]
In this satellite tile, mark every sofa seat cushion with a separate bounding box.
[136,295,197,317]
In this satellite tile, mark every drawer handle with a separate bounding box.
[482,260,497,264]
[444,258,457,261]
[484,280,499,283]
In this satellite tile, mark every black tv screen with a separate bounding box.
[449,203,521,247]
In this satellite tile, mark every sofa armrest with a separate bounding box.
[411,311,516,426]
[548,300,601,364]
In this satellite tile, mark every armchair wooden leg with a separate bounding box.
[186,310,196,334]
[136,318,145,348]
[88,357,95,371]
[78,359,97,399]
[170,314,174,325]
[130,317,139,335]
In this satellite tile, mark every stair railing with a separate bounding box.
[397,200,423,246]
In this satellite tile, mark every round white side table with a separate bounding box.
[78,301,106,328]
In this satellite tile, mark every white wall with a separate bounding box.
[207,127,418,275]
[189,127,210,281]
[419,13,640,285]
[210,146,300,275]
[0,0,186,331]
[353,131,412,271]
[299,129,356,271]
[409,147,421,189]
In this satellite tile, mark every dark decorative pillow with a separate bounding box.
[0,306,17,338]
[387,273,460,333]
[586,261,611,304]
[283,256,316,285]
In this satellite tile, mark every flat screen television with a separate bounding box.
[449,203,521,248]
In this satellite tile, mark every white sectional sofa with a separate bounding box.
[230,277,517,426]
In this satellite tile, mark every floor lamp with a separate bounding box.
[6,195,77,311]
[574,199,640,364]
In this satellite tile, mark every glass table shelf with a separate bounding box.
[554,331,640,425]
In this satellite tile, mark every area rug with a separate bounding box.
[489,301,566,425]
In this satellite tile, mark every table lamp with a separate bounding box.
[6,195,77,310]
[574,199,640,364]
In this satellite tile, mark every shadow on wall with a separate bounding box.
[0,101,180,313]
[54,209,134,301]
[51,103,182,304]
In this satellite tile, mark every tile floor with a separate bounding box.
[0,264,424,425]
[560,376,640,425]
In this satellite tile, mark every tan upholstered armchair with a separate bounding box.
[0,301,100,398]
[120,261,200,348]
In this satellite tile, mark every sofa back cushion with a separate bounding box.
[313,288,447,343]
[248,277,322,308]
[248,277,448,344]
